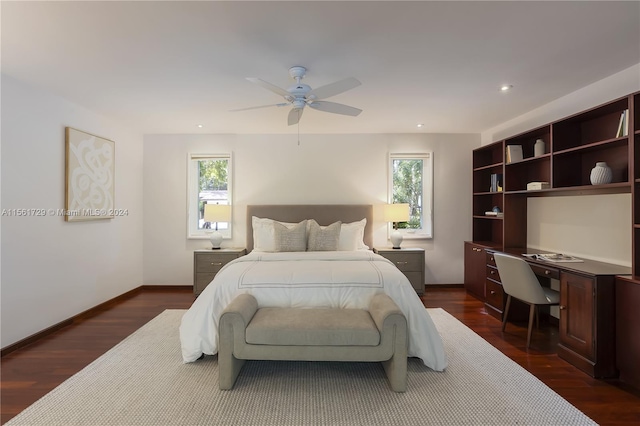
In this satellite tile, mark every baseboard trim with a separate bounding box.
[1,285,192,357]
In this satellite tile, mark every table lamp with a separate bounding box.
[383,203,410,249]
[204,204,231,249]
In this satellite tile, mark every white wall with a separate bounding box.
[1,75,145,348]
[527,194,631,266]
[481,64,640,144]
[143,133,479,286]
[480,64,639,266]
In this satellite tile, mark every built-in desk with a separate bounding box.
[486,248,631,379]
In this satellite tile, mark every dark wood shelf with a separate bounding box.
[472,215,503,220]
[505,153,551,166]
[473,191,504,196]
[553,137,628,156]
[473,162,503,172]
[505,182,631,197]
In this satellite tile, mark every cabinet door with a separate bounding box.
[464,242,485,301]
[559,272,595,359]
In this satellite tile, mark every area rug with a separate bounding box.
[6,308,595,425]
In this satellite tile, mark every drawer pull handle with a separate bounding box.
[545,270,551,275]
[490,257,494,261]
[211,262,223,266]
[396,261,408,266]
[490,290,496,295]
[559,305,566,310]
[490,270,496,275]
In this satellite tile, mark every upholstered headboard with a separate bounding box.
[246,204,373,251]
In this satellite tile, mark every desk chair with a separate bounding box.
[493,253,560,348]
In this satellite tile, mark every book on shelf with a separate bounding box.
[522,253,583,263]
[484,211,504,217]
[490,173,503,192]
[506,145,523,163]
[616,109,629,138]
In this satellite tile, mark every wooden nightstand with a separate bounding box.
[193,248,246,295]
[374,248,425,295]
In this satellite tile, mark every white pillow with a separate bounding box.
[338,218,369,251]
[252,216,299,252]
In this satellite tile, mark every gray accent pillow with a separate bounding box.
[307,220,342,251]
[273,220,308,252]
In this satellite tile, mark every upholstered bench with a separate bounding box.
[218,293,408,392]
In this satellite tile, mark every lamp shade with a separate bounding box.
[204,204,231,223]
[383,203,410,223]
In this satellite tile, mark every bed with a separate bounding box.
[179,204,448,372]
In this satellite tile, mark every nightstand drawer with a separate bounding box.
[193,248,246,296]
[195,253,239,273]
[380,253,422,272]
[195,273,216,295]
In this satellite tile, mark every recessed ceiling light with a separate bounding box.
[197,124,203,128]
[417,123,424,128]
[501,85,513,92]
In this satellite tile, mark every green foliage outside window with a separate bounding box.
[199,159,228,192]
[392,159,423,229]
[198,159,229,227]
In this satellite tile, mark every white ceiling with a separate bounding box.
[2,1,639,135]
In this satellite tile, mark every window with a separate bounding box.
[388,153,433,238]
[187,153,232,239]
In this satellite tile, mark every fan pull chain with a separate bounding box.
[297,111,300,146]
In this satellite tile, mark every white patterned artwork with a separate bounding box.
[65,127,115,221]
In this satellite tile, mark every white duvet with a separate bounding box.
[179,251,448,371]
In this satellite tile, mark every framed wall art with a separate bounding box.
[65,127,115,221]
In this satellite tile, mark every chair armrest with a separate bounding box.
[368,293,404,331]
[221,293,259,328]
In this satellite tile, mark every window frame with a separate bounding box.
[388,152,434,239]
[187,153,233,240]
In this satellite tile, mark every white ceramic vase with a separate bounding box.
[534,139,545,157]
[590,162,612,185]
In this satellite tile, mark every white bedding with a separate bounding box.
[179,250,448,371]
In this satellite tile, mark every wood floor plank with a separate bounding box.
[2,286,639,425]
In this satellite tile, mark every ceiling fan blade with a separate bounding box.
[246,77,290,97]
[229,103,288,112]
[306,77,361,100]
[307,101,362,117]
[288,108,303,126]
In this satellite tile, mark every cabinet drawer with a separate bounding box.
[195,273,216,294]
[382,253,422,272]
[486,252,497,267]
[403,271,423,292]
[529,264,560,280]
[195,253,237,273]
[485,279,504,309]
[486,265,501,282]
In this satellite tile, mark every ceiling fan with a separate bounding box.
[231,66,362,126]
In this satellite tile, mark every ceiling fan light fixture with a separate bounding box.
[236,66,362,126]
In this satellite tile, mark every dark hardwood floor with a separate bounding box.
[2,287,640,425]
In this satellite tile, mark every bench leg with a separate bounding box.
[218,316,246,390]
[382,353,407,392]
[381,324,408,392]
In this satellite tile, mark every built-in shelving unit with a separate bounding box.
[466,91,640,389]
[469,93,635,254]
